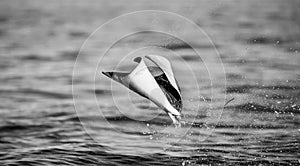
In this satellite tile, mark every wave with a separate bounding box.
[227,102,300,114]
[0,88,72,99]
[226,84,300,94]
[18,54,53,61]
[160,42,219,50]
[0,123,51,132]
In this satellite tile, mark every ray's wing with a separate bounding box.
[154,73,182,112]
[146,55,182,113]
[129,57,181,116]
[145,55,181,93]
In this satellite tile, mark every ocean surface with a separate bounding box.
[0,0,299,165]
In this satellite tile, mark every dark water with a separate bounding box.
[1,0,300,165]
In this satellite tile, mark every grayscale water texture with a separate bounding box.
[0,0,299,165]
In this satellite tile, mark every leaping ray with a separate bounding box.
[102,55,182,126]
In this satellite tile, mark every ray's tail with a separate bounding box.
[178,97,235,127]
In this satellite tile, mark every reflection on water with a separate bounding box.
[0,0,299,165]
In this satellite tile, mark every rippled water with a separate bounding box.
[0,0,299,165]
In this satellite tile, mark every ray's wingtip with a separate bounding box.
[102,71,112,78]
[133,57,142,63]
